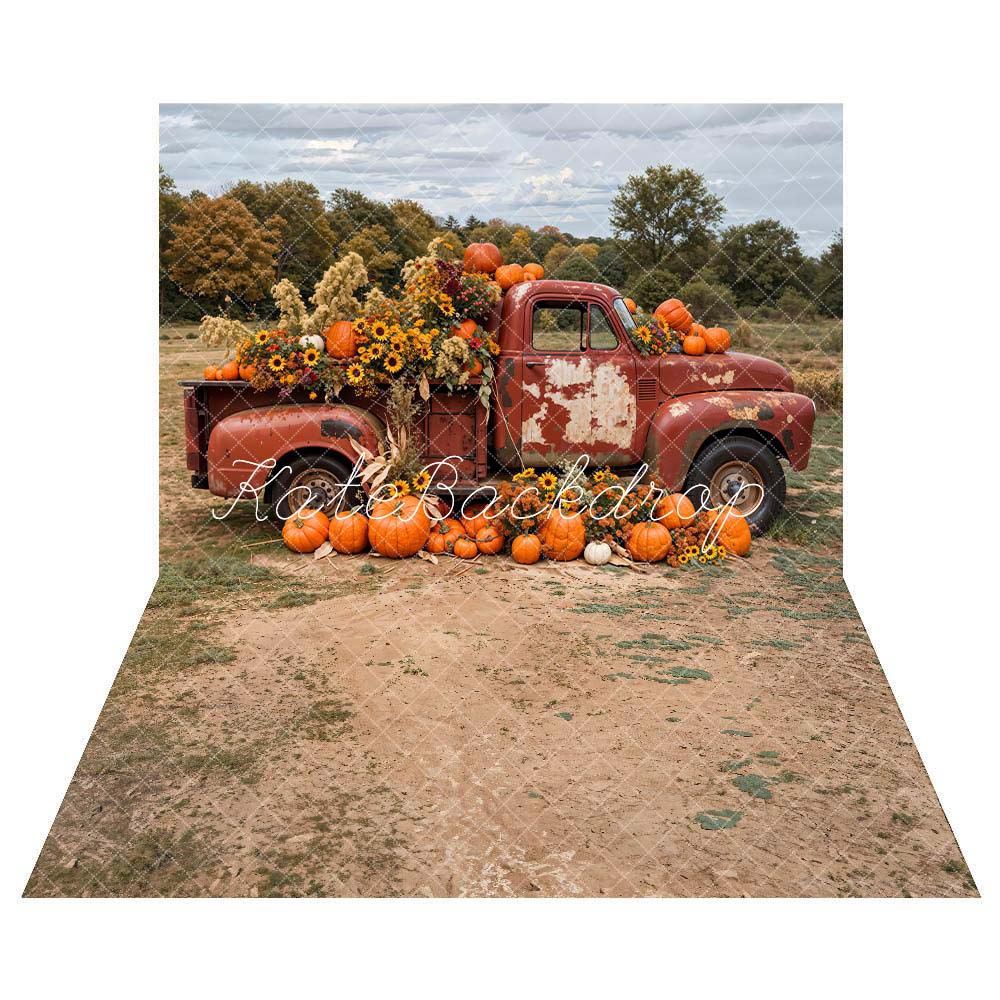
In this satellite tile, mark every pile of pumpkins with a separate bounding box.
[463,242,544,291]
[281,493,752,565]
[633,296,732,357]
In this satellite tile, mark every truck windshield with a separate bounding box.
[613,298,637,330]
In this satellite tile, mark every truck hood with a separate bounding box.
[656,351,794,396]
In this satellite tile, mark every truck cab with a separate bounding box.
[183,279,815,533]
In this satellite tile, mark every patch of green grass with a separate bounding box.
[555,711,574,721]
[695,809,742,830]
[722,729,753,738]
[732,773,773,800]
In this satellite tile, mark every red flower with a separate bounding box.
[470,337,482,350]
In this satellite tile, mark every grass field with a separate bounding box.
[24,325,974,898]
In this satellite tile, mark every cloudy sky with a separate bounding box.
[159,103,842,256]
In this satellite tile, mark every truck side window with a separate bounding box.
[531,302,585,352]
[589,306,618,350]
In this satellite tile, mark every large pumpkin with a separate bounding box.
[539,510,585,561]
[463,242,503,274]
[327,510,368,554]
[654,298,694,333]
[702,327,731,354]
[494,263,524,290]
[282,508,330,553]
[711,507,752,556]
[324,320,357,359]
[522,263,544,280]
[655,492,696,529]
[511,533,541,564]
[627,521,673,563]
[368,495,431,557]
[425,518,464,555]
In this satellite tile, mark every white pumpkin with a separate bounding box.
[584,541,612,566]
[299,334,325,352]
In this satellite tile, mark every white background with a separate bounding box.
[2,2,996,996]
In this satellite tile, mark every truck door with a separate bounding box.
[519,298,639,466]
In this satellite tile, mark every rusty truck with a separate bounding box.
[182,280,815,533]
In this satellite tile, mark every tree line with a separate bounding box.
[160,164,842,325]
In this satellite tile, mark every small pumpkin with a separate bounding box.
[475,526,505,555]
[327,510,368,554]
[465,358,484,377]
[463,242,503,274]
[238,363,256,381]
[584,541,612,566]
[461,507,495,538]
[368,495,431,558]
[627,521,673,563]
[453,318,478,340]
[702,327,731,354]
[654,298,694,334]
[452,535,479,559]
[688,322,706,339]
[203,365,219,381]
[425,518,464,555]
[539,510,586,561]
[511,533,542,565]
[282,508,330,553]
[711,507,752,556]
[219,360,239,381]
[495,263,524,290]
[682,335,707,356]
[299,334,325,353]
[655,492,696,529]
[324,320,357,359]
[522,263,544,280]
[623,297,637,314]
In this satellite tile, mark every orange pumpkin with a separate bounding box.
[461,507,495,538]
[219,360,239,381]
[453,319,478,340]
[623,297,637,314]
[327,510,368,554]
[203,365,218,381]
[711,507,752,556]
[425,518,464,555]
[324,320,357,359]
[463,242,503,274]
[655,492,696,529]
[682,335,707,356]
[539,510,586,561]
[523,263,544,280]
[654,298,694,333]
[238,363,256,381]
[475,526,505,555]
[452,535,479,559]
[627,521,673,563]
[689,322,706,338]
[702,327,731,354]
[495,264,524,290]
[511,533,542,564]
[368,495,431,558]
[282,508,330,553]
[465,358,484,377]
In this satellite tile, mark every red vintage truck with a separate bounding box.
[182,280,815,533]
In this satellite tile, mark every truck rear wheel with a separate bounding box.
[685,435,786,535]
[269,453,358,524]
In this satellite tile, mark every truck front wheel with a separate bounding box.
[685,436,786,535]
[269,453,358,524]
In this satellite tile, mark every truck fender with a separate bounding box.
[643,390,816,489]
[206,403,385,499]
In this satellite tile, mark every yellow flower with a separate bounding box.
[414,318,426,328]
[391,479,411,496]
[268,355,285,372]
[346,363,364,384]
[678,553,690,565]
[303,348,320,366]
[513,467,536,482]
[384,352,403,374]
[537,472,558,491]
[367,342,383,360]
[371,322,389,341]
[390,333,407,352]
[308,391,318,400]
[592,470,607,484]
[717,545,728,559]
[704,544,718,560]
[256,330,270,344]
[697,555,707,564]
[411,470,431,492]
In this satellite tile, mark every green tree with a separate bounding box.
[390,199,439,261]
[327,189,396,244]
[713,219,807,308]
[812,229,843,317]
[554,253,601,282]
[159,167,195,321]
[595,242,628,289]
[543,242,572,275]
[629,268,683,313]
[165,196,282,312]
[609,165,725,272]
[342,224,400,286]
[227,179,335,291]
[676,278,737,326]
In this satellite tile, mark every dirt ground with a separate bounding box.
[23,340,975,898]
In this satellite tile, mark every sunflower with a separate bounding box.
[678,553,690,565]
[268,355,285,372]
[717,545,728,559]
[366,342,383,360]
[704,544,718,560]
[345,363,364,385]
[256,330,270,344]
[537,472,558,491]
[391,479,411,496]
[592,470,607,484]
[384,352,403,374]
[411,470,431,492]
[371,322,390,342]
[697,554,707,564]
[303,348,320,366]
[308,391,318,400]
[418,344,433,361]
[390,333,408,352]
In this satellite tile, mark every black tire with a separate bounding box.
[268,453,357,524]
[685,435,786,535]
